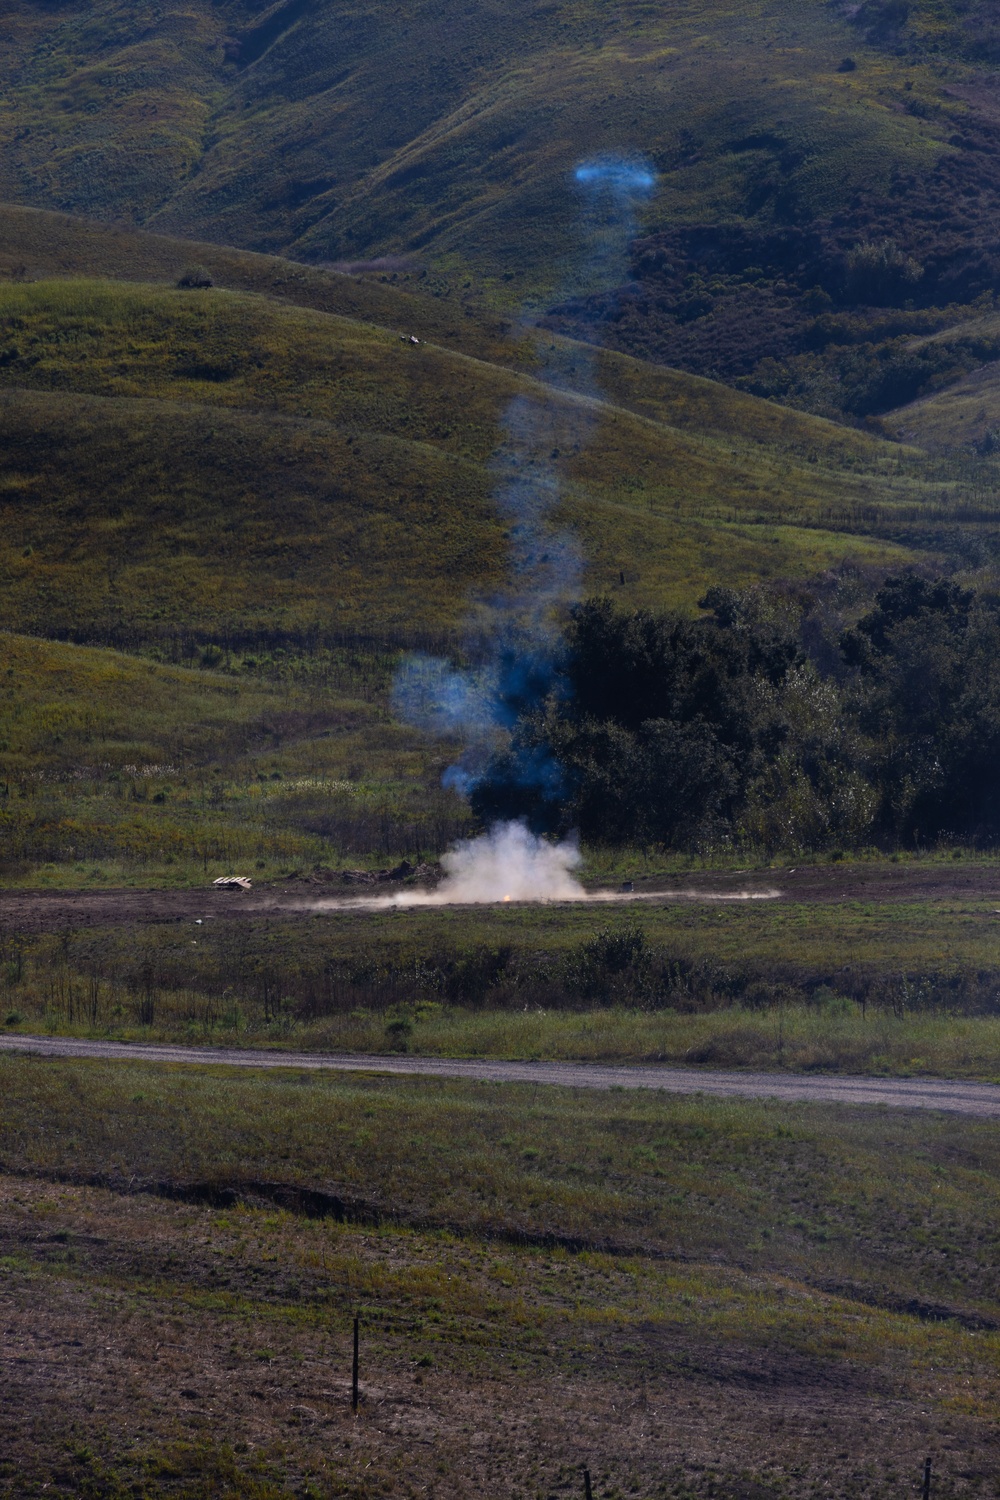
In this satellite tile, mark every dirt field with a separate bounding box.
[0,1173,995,1499]
[3,860,999,933]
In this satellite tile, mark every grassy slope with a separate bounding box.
[0,2,958,287]
[0,200,925,463]
[4,1054,1000,1322]
[0,271,993,888]
[0,630,460,879]
[893,368,1000,453]
[0,631,288,778]
[883,310,1000,451]
[5,0,1000,436]
[0,276,944,649]
[2,1080,999,1496]
[0,202,518,363]
[0,258,956,888]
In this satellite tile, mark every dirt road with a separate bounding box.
[3,1033,1000,1116]
[2,860,999,932]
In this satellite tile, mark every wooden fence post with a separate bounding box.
[352,1313,360,1413]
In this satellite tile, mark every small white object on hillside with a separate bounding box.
[213,876,252,890]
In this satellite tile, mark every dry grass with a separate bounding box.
[0,278,944,650]
[8,853,1000,1070]
[0,1174,992,1499]
[3,1054,1000,1315]
[0,1061,999,1493]
[268,1006,1000,1080]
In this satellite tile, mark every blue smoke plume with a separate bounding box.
[392,153,657,822]
[574,156,657,194]
[571,153,658,338]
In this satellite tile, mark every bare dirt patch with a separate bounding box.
[2,860,999,934]
[0,1175,994,1499]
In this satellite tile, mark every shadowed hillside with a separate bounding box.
[0,2,987,289]
[878,310,1000,454]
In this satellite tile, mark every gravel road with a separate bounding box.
[2,1033,999,1117]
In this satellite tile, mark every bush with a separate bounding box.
[176,265,214,290]
[468,580,1000,854]
[385,1016,413,1050]
[843,240,923,305]
[565,923,651,1003]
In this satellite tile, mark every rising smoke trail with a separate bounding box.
[392,154,657,875]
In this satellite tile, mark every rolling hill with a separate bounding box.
[879,310,1000,452]
[0,1,979,280]
[0,269,969,654]
[4,0,1000,427]
[4,2,1000,882]
[2,234,982,882]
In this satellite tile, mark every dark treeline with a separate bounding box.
[472,572,1000,852]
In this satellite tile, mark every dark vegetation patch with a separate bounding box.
[636,1321,882,1391]
[0,1159,637,1256]
[546,77,1000,422]
[839,0,1000,66]
[550,178,1000,420]
[476,574,1000,852]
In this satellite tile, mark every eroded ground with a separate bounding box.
[0,1175,997,1499]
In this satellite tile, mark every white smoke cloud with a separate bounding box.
[299,826,782,913]
[390,820,584,905]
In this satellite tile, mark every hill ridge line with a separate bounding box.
[0,324,900,476]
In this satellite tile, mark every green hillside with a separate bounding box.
[892,366,1000,455]
[3,0,1000,429]
[0,631,285,778]
[1,275,957,653]
[0,1,983,286]
[0,202,518,365]
[3,0,1000,882]
[8,15,1000,1495]
[0,629,463,879]
[878,310,1000,453]
[1,261,982,885]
